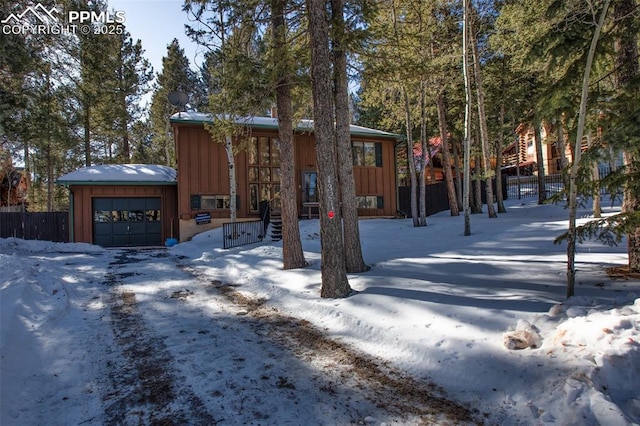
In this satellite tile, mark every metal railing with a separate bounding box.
[222,219,266,249]
[506,167,616,200]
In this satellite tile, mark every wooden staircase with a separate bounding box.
[269,210,282,241]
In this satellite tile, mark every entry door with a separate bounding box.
[93,197,162,247]
[302,171,318,203]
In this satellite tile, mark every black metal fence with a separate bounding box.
[506,166,614,200]
[222,219,266,249]
[398,176,508,218]
[0,211,69,243]
[506,174,564,199]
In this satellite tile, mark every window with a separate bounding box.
[200,195,230,210]
[94,211,111,223]
[248,136,281,212]
[352,141,382,167]
[357,196,383,209]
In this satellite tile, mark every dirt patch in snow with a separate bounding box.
[606,266,640,280]
[196,274,481,425]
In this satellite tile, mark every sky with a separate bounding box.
[107,0,203,80]
[1,196,638,425]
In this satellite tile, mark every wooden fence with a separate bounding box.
[0,211,69,243]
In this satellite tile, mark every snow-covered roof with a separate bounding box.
[170,112,404,141]
[56,164,177,185]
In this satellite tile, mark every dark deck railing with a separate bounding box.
[222,219,266,249]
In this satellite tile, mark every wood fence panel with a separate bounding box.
[0,212,69,243]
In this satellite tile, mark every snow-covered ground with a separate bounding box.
[1,198,638,425]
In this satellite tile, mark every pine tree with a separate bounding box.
[270,0,307,270]
[331,0,369,272]
[307,0,351,298]
[98,27,153,163]
[150,39,200,166]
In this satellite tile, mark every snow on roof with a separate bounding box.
[56,164,177,185]
[170,112,404,141]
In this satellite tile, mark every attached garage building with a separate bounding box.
[57,165,178,247]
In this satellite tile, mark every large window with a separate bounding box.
[357,196,383,209]
[352,141,382,167]
[190,195,231,210]
[248,136,281,212]
[201,195,230,210]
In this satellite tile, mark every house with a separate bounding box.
[0,153,29,211]
[0,168,29,211]
[170,113,403,241]
[56,115,403,246]
[502,123,588,176]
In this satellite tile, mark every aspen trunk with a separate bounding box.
[567,0,610,296]
[224,135,237,223]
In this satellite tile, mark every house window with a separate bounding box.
[248,136,281,212]
[352,141,382,167]
[357,196,383,209]
[200,195,230,210]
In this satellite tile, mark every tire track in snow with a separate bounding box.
[102,250,217,425]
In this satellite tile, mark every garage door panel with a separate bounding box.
[94,234,113,247]
[129,198,147,210]
[94,223,112,237]
[93,198,112,211]
[112,198,129,210]
[93,197,162,247]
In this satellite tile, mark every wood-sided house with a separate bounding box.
[171,113,403,241]
[56,114,402,247]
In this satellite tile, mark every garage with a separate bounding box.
[57,165,178,247]
[93,197,163,247]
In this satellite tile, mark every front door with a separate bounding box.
[302,171,317,203]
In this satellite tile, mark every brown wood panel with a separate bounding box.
[69,184,177,245]
[173,122,399,228]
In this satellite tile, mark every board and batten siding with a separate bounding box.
[68,185,178,245]
[173,122,398,240]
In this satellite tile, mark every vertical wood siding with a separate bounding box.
[69,185,177,244]
[174,123,398,220]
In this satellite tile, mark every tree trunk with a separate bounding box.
[402,87,420,227]
[615,0,640,273]
[557,117,569,190]
[469,14,497,218]
[436,93,459,216]
[624,155,640,272]
[224,135,237,223]
[587,134,602,218]
[418,82,428,226]
[272,0,306,270]
[533,120,546,204]
[567,0,610,297]
[473,157,483,214]
[495,70,507,214]
[331,0,369,272]
[462,0,472,236]
[307,0,351,298]
[84,103,91,167]
[121,93,130,162]
[452,137,463,208]
[164,120,173,166]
